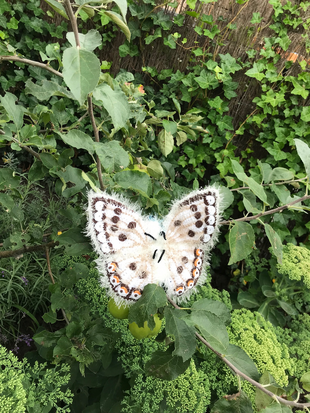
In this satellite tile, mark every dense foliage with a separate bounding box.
[0,0,310,411]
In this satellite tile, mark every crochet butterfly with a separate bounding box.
[87,187,221,305]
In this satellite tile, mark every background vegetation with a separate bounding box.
[0,0,310,411]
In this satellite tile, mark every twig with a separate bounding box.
[11,137,41,160]
[166,296,310,409]
[0,56,63,78]
[45,246,70,325]
[221,194,310,225]
[0,241,58,259]
[63,0,80,47]
[231,178,307,191]
[87,96,105,191]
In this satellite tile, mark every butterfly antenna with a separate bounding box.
[158,250,165,263]
[144,232,156,240]
[152,249,158,259]
[160,231,166,240]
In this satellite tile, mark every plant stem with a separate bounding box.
[63,0,81,47]
[221,194,310,225]
[0,56,63,78]
[11,137,41,160]
[0,241,58,259]
[166,296,310,409]
[87,96,105,191]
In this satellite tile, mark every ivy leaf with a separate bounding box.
[190,310,229,354]
[94,141,130,173]
[145,347,190,380]
[0,92,25,131]
[264,224,283,264]
[128,284,167,329]
[301,106,310,122]
[291,78,309,99]
[245,62,265,81]
[62,47,100,105]
[113,170,152,198]
[93,84,130,131]
[164,308,196,361]
[211,390,254,413]
[158,129,174,157]
[224,344,260,381]
[228,221,255,265]
[145,28,162,44]
[251,12,263,24]
[294,138,310,180]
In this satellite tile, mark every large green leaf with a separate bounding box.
[66,30,102,51]
[58,130,95,154]
[0,168,20,190]
[237,291,260,308]
[55,166,87,197]
[128,284,167,330]
[264,224,283,264]
[158,129,174,157]
[0,92,25,130]
[191,298,231,325]
[164,308,196,362]
[113,170,152,198]
[228,222,255,265]
[62,47,100,105]
[224,344,260,381]
[0,193,14,211]
[259,404,292,413]
[104,11,131,41]
[25,79,74,101]
[268,167,294,182]
[145,347,190,380]
[43,0,68,19]
[295,138,310,180]
[94,141,129,173]
[93,84,130,131]
[190,310,229,354]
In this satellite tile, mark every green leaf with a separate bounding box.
[264,224,283,264]
[53,336,72,357]
[58,130,95,154]
[231,160,268,204]
[190,310,229,354]
[0,193,14,211]
[162,119,178,134]
[42,309,57,324]
[145,347,190,380]
[211,391,254,413]
[0,92,25,130]
[158,129,174,157]
[25,79,74,101]
[164,308,196,362]
[62,47,100,105]
[100,376,123,412]
[33,330,62,348]
[259,404,292,413]
[268,167,294,181]
[0,168,20,190]
[224,344,260,381]
[237,291,260,308]
[277,300,298,316]
[128,284,167,330]
[228,222,255,265]
[43,0,69,19]
[66,29,102,51]
[245,62,265,81]
[147,160,164,179]
[145,28,162,44]
[294,138,310,180]
[113,170,151,198]
[93,84,130,130]
[104,11,131,41]
[301,106,310,122]
[192,298,231,325]
[301,372,310,392]
[176,131,188,146]
[55,166,88,197]
[94,141,130,173]
[219,186,234,210]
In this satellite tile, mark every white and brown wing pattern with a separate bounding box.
[87,191,159,305]
[163,187,221,301]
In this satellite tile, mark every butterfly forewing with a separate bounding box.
[164,188,220,249]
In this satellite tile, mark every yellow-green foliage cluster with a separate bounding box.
[121,360,211,413]
[0,346,27,413]
[228,309,294,387]
[275,313,310,378]
[0,345,72,413]
[277,243,310,288]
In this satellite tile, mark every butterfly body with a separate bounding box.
[87,187,221,306]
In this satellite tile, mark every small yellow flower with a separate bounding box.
[57,231,62,236]
[272,278,276,283]
[243,280,247,285]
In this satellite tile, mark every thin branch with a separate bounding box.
[88,96,105,191]
[11,137,41,160]
[231,177,308,192]
[221,194,310,225]
[166,296,310,409]
[45,246,69,325]
[0,241,58,259]
[0,56,63,78]
[63,0,81,47]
